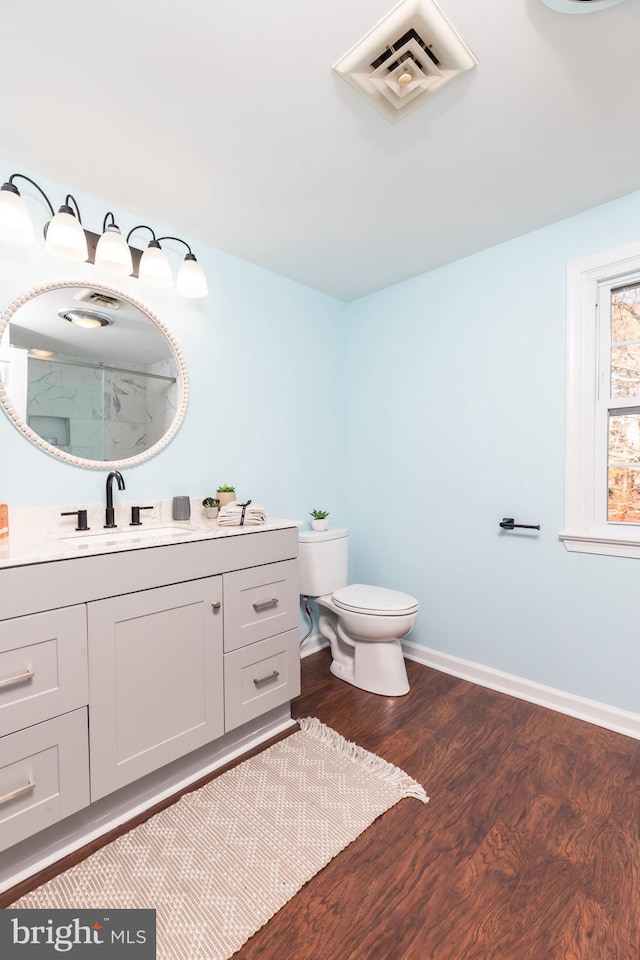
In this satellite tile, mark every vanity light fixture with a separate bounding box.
[0,174,87,259]
[125,227,208,297]
[0,178,34,245]
[0,172,208,298]
[94,213,133,276]
[159,236,209,299]
[126,225,173,289]
[44,195,89,262]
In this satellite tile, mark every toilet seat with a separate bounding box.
[332,583,419,617]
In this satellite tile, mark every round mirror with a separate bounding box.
[0,280,189,469]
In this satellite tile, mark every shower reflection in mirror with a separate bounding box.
[21,352,177,462]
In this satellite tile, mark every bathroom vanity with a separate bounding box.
[0,277,303,892]
[0,520,300,888]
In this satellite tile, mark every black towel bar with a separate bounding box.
[499,518,540,531]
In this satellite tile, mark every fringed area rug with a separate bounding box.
[11,717,428,959]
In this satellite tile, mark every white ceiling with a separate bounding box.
[1,0,639,302]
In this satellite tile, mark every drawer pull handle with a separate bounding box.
[0,779,36,806]
[211,601,221,611]
[0,668,35,690]
[252,597,279,612]
[253,670,280,688]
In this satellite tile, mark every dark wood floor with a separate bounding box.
[4,649,640,959]
[241,650,640,960]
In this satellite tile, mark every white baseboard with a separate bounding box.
[402,639,640,741]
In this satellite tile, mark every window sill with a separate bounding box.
[560,531,640,559]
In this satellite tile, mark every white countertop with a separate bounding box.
[0,501,300,570]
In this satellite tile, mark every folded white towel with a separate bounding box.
[218,518,264,526]
[218,501,266,526]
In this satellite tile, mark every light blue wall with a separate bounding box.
[5,162,640,716]
[0,166,348,524]
[345,190,640,714]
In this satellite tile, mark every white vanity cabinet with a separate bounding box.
[0,525,300,862]
[0,607,90,850]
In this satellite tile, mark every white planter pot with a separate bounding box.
[204,507,219,519]
[311,518,328,531]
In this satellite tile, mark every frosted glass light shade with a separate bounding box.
[0,188,34,245]
[45,210,88,261]
[95,225,133,276]
[541,0,624,11]
[139,244,173,288]
[176,255,208,298]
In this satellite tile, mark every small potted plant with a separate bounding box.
[216,484,236,509]
[310,509,329,532]
[202,497,220,519]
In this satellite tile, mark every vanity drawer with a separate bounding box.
[223,559,299,652]
[224,628,300,732]
[0,707,90,852]
[0,606,88,738]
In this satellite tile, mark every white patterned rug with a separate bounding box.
[11,717,428,959]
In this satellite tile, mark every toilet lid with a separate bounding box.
[332,583,419,616]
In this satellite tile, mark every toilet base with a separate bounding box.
[329,638,410,697]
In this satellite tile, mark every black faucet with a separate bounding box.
[105,470,125,528]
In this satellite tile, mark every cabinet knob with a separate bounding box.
[211,601,221,611]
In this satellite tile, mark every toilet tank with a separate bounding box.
[298,527,349,597]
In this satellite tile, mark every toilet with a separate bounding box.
[298,527,418,696]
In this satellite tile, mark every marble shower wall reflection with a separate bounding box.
[27,354,177,461]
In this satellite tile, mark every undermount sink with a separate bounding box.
[60,525,195,549]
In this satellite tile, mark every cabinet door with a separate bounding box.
[88,577,223,801]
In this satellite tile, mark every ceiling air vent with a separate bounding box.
[541,0,625,11]
[332,0,478,124]
[73,289,123,310]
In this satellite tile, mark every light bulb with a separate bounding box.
[139,242,173,288]
[0,183,34,245]
[45,207,88,261]
[69,316,106,329]
[95,224,133,276]
[176,254,208,298]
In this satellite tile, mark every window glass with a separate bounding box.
[608,409,640,521]
[610,284,640,399]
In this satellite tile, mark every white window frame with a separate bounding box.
[561,239,640,558]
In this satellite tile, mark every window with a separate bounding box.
[562,240,640,558]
